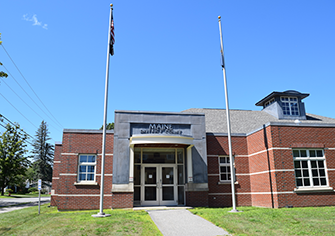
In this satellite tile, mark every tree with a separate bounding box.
[0,124,30,195]
[26,166,37,182]
[0,62,8,78]
[0,34,8,79]
[100,122,114,130]
[31,121,54,183]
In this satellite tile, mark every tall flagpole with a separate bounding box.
[92,4,114,218]
[218,16,240,213]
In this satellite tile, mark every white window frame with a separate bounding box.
[77,154,97,183]
[281,96,299,116]
[293,149,329,190]
[219,156,231,182]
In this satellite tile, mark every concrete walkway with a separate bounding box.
[148,209,231,236]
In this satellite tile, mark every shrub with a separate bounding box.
[41,189,48,194]
[28,187,38,193]
[5,189,13,195]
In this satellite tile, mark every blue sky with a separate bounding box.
[0,0,335,147]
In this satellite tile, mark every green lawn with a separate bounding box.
[0,194,50,198]
[189,206,335,236]
[0,205,161,236]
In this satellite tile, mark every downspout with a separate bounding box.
[263,125,274,208]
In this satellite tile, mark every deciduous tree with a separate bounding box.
[0,124,30,195]
[100,122,114,130]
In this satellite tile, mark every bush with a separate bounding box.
[5,189,13,195]
[41,189,48,194]
[28,187,38,193]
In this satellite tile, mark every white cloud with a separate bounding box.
[23,14,47,30]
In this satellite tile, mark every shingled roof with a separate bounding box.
[183,108,335,135]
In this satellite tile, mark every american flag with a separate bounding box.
[110,9,115,56]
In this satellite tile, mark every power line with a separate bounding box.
[0,113,36,140]
[0,74,62,132]
[1,44,63,127]
[1,63,62,130]
[0,92,38,129]
[0,122,34,146]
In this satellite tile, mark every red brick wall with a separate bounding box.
[207,125,335,209]
[56,195,112,210]
[112,192,133,209]
[186,191,208,207]
[269,126,335,208]
[206,135,251,207]
[51,143,62,206]
[277,192,335,208]
[51,131,116,210]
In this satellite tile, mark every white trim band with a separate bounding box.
[59,173,77,176]
[209,191,294,195]
[61,153,78,156]
[236,169,294,176]
[248,147,291,157]
[57,194,113,197]
[54,161,61,164]
[130,135,194,146]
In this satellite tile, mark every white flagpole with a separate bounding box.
[218,16,240,213]
[92,4,113,218]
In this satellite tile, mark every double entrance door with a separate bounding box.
[142,164,177,206]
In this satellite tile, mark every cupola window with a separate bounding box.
[281,97,299,116]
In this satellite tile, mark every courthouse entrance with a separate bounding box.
[133,148,185,206]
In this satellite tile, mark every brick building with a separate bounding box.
[51,90,335,209]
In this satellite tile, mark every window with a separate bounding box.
[293,149,328,188]
[281,97,299,116]
[219,156,231,182]
[78,155,96,182]
[264,98,275,108]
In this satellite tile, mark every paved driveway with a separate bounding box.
[0,197,51,214]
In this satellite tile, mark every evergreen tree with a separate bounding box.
[0,123,30,195]
[31,121,54,183]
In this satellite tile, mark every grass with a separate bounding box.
[0,194,50,198]
[189,206,335,236]
[0,205,162,236]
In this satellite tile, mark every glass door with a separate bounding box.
[142,166,159,206]
[160,165,177,205]
[141,164,178,206]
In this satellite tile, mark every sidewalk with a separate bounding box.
[148,209,231,236]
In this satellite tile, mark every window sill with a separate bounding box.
[74,182,98,186]
[218,181,239,185]
[294,187,334,193]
